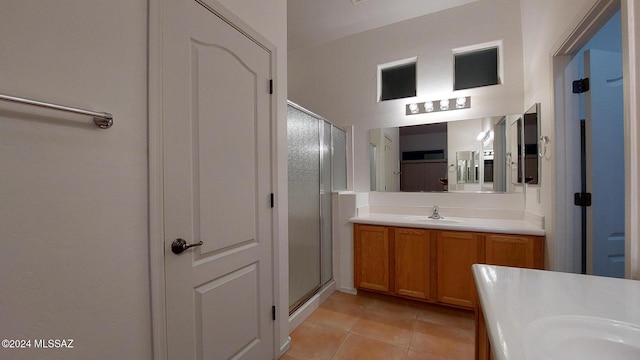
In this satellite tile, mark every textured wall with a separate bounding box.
[0,0,289,358]
[0,1,151,359]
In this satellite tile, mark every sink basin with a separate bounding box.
[523,316,640,360]
[403,216,461,224]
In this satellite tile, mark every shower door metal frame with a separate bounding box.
[287,101,346,314]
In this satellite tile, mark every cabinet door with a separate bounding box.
[437,231,481,308]
[486,234,544,269]
[476,305,492,360]
[394,228,433,300]
[354,224,390,292]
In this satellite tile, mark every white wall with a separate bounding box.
[0,1,289,359]
[0,1,150,359]
[289,0,524,192]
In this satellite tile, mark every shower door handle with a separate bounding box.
[171,238,203,254]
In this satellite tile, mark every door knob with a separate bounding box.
[171,238,203,254]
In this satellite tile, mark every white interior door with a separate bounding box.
[585,49,625,278]
[162,0,274,358]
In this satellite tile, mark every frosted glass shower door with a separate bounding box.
[321,122,332,285]
[287,106,321,309]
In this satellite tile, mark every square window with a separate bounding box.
[379,60,416,101]
[454,47,500,90]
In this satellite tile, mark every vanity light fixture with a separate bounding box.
[405,96,470,115]
[424,101,434,112]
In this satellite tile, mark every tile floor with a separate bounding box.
[281,291,475,360]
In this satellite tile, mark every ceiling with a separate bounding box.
[288,0,479,51]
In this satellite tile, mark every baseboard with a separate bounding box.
[278,336,291,357]
[338,286,357,295]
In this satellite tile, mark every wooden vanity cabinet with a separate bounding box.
[353,224,545,313]
[353,224,435,301]
[353,224,390,292]
[436,231,483,309]
[394,228,434,301]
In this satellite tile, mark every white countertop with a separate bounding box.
[349,213,545,236]
[473,264,640,360]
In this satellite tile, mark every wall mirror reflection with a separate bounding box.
[456,150,479,184]
[523,103,540,184]
[369,113,534,193]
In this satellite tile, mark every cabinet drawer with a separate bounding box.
[486,234,544,269]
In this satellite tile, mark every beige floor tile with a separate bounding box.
[279,355,300,360]
[351,307,416,347]
[307,298,367,331]
[418,304,474,331]
[365,297,421,320]
[285,291,477,360]
[410,320,474,359]
[332,333,408,360]
[287,321,347,360]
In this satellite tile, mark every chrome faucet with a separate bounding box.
[429,205,443,219]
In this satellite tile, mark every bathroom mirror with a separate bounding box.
[369,113,525,193]
[456,150,479,184]
[369,143,377,190]
[523,103,540,184]
[509,116,523,185]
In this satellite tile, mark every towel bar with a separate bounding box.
[0,93,113,129]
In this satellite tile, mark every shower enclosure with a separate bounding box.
[287,102,347,313]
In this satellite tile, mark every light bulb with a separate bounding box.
[408,103,419,114]
[456,97,467,109]
[440,99,449,111]
[424,101,434,112]
[477,131,489,141]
